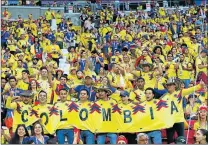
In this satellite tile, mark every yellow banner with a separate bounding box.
[24,98,184,134]
[64,98,179,133]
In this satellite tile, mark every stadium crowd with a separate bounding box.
[1,2,208,144]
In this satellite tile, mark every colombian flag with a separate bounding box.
[4,109,13,130]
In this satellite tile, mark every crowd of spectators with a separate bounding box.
[1,3,208,144]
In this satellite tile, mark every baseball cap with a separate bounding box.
[175,136,186,144]
[120,91,129,97]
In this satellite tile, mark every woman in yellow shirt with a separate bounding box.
[193,105,208,131]
[185,94,201,119]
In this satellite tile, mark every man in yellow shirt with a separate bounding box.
[6,90,34,133]
[55,28,64,49]
[17,34,28,50]
[129,77,146,104]
[46,40,63,66]
[45,8,54,25]
[77,89,95,144]
[44,53,58,74]
[118,91,137,143]
[177,54,193,88]
[141,87,162,144]
[154,78,205,143]
[37,66,54,104]
[16,70,30,90]
[54,88,74,144]
[32,90,53,135]
[164,53,179,78]
[96,86,117,144]
[14,60,25,80]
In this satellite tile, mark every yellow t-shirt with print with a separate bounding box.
[7,39,17,51]
[14,67,24,80]
[17,40,28,49]
[55,13,62,25]
[6,96,33,132]
[129,89,146,104]
[162,84,201,123]
[17,80,29,90]
[32,104,53,134]
[55,101,73,130]
[40,38,51,51]
[185,103,200,114]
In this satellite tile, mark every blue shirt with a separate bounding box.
[95,57,104,74]
[47,33,55,42]
[74,85,97,101]
[105,34,110,42]
[79,59,86,71]
[59,22,67,31]
[28,136,49,144]
[21,137,30,144]
[1,31,10,43]
[102,45,109,55]
[65,32,74,41]
[111,42,121,55]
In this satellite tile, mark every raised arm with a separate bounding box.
[154,77,168,96]
[182,81,204,99]
[5,91,18,110]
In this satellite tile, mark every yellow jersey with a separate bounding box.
[6,96,34,132]
[54,101,73,130]
[32,104,53,134]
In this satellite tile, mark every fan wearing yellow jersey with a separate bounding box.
[118,91,137,143]
[141,88,162,144]
[96,86,117,144]
[6,90,35,133]
[32,90,53,135]
[76,89,95,144]
[129,77,146,104]
[155,78,205,143]
[55,88,74,144]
